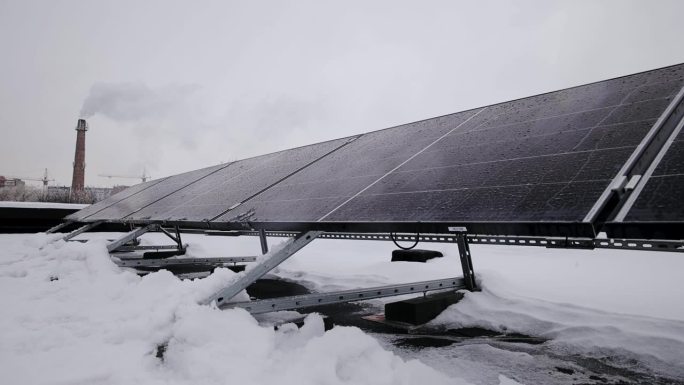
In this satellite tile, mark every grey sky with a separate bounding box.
[1,0,683,187]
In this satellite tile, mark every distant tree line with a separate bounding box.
[0,185,98,204]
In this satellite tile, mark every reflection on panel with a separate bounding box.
[321,65,684,225]
[128,138,353,222]
[216,109,482,222]
[66,178,167,221]
[87,164,228,221]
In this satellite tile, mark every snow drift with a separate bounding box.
[0,234,467,385]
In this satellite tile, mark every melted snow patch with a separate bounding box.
[430,272,684,380]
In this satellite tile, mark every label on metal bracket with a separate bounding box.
[448,226,468,232]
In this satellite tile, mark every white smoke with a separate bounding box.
[77,81,338,180]
[80,82,200,121]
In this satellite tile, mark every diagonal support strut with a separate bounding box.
[60,221,104,242]
[202,231,322,307]
[46,221,73,234]
[107,223,159,253]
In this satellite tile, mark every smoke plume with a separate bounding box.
[80,82,199,121]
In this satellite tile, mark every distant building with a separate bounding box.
[0,176,26,188]
[46,185,127,203]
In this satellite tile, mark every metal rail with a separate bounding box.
[113,244,186,252]
[229,231,683,252]
[227,277,465,313]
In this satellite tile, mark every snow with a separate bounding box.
[0,201,89,209]
[0,234,467,385]
[2,231,684,384]
[430,278,684,379]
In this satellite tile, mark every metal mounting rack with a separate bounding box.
[201,228,477,314]
[47,222,480,315]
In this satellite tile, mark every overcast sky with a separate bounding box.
[1,0,683,187]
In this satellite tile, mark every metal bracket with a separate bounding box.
[106,224,159,253]
[624,175,642,191]
[61,221,104,242]
[455,232,476,291]
[158,226,183,249]
[202,231,322,307]
[259,228,269,255]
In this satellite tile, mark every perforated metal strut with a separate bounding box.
[202,231,322,307]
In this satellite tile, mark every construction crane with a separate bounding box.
[5,168,55,187]
[99,170,149,183]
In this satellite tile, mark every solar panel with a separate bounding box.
[214,110,481,223]
[123,137,354,222]
[84,164,228,221]
[213,64,684,236]
[72,63,684,239]
[65,178,168,222]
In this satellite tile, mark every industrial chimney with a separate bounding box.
[70,119,88,196]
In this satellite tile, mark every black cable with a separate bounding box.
[390,232,420,250]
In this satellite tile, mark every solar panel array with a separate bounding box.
[70,64,684,238]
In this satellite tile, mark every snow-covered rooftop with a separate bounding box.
[1,232,683,384]
[0,201,89,209]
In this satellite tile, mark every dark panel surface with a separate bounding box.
[127,137,353,222]
[66,178,167,221]
[213,64,684,234]
[86,164,228,221]
[323,67,684,227]
[216,109,483,223]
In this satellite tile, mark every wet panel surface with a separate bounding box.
[132,138,354,222]
[87,165,227,221]
[324,65,684,224]
[70,64,684,234]
[66,178,167,221]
